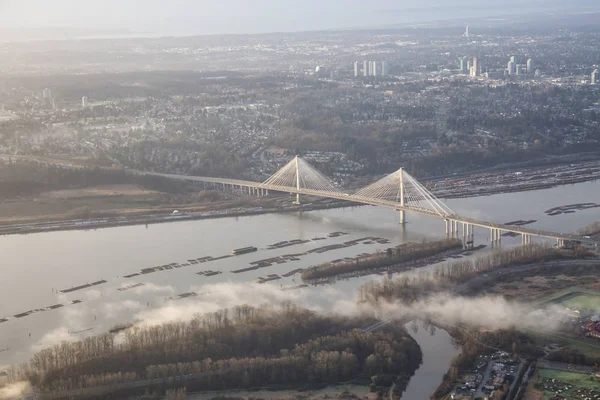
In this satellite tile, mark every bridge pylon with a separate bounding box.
[399,168,406,225]
[260,156,343,204]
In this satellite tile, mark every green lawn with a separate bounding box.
[562,294,600,311]
[538,369,599,400]
[536,287,600,310]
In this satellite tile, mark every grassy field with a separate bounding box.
[537,369,598,400]
[562,294,600,311]
[537,287,600,312]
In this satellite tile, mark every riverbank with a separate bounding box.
[0,199,357,236]
[0,157,598,236]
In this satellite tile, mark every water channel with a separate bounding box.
[0,180,598,398]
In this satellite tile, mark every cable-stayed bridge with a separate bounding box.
[147,156,598,248]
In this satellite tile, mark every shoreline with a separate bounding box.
[0,171,598,237]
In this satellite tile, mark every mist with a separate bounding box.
[0,381,31,399]
[1,0,599,37]
[26,280,572,358]
[379,293,572,332]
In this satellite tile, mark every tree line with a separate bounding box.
[0,160,189,199]
[359,244,566,305]
[24,304,422,396]
[301,238,462,281]
[579,221,600,236]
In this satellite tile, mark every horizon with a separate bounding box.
[1,0,600,41]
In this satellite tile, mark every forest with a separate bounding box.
[301,238,462,281]
[24,304,422,397]
[358,244,569,305]
[0,160,188,199]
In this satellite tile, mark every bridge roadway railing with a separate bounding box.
[140,173,596,245]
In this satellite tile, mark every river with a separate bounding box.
[0,180,598,398]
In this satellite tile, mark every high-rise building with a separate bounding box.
[381,61,388,76]
[470,57,478,77]
[510,55,517,64]
[516,64,522,75]
[526,59,534,74]
[507,61,516,75]
[353,61,359,77]
[465,25,469,37]
[592,69,600,84]
[459,57,468,73]
[42,88,52,99]
[82,96,88,108]
[51,98,56,110]
[363,60,369,77]
[371,61,379,76]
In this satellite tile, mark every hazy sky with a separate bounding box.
[0,0,597,36]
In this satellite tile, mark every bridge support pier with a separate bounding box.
[399,210,405,225]
[445,219,449,237]
[491,228,501,247]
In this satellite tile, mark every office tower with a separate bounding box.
[42,88,52,99]
[459,57,468,73]
[592,69,600,84]
[82,96,88,108]
[471,57,478,77]
[381,61,388,76]
[371,61,379,76]
[527,59,534,74]
[465,25,469,37]
[516,64,522,75]
[507,61,516,75]
[51,98,56,110]
[354,61,359,77]
[363,60,369,77]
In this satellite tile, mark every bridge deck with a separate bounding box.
[144,172,598,245]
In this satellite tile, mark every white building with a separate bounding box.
[353,61,359,77]
[371,61,379,76]
[507,61,516,75]
[592,69,600,84]
[381,61,388,76]
[42,88,52,99]
[82,96,88,108]
[470,57,478,77]
[526,59,534,74]
[363,60,369,77]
